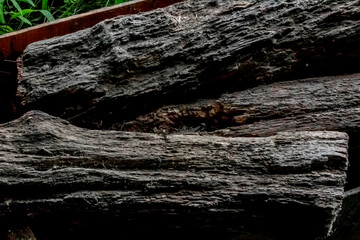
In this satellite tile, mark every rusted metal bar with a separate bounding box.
[0,0,185,60]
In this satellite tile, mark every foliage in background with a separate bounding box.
[52,0,131,19]
[0,0,54,34]
[0,0,131,35]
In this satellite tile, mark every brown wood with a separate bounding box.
[122,73,360,135]
[6,226,37,240]
[0,0,185,60]
[0,110,349,240]
[122,73,360,191]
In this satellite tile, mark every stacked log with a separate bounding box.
[0,0,359,239]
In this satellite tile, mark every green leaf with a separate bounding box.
[0,24,14,34]
[10,9,35,20]
[16,0,36,7]
[41,0,48,10]
[18,15,32,25]
[65,0,77,3]
[9,0,23,14]
[39,9,54,21]
[30,14,43,22]
[0,0,6,24]
[25,0,36,7]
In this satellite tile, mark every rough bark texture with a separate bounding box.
[122,73,360,134]
[0,110,349,239]
[2,0,360,239]
[123,73,360,191]
[16,0,360,129]
[5,226,37,240]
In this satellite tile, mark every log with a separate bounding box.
[16,0,360,129]
[122,73,360,134]
[5,226,37,240]
[122,73,360,191]
[7,0,360,238]
[0,110,349,239]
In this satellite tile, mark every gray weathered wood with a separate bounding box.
[16,0,360,129]
[7,0,360,238]
[123,73,360,134]
[122,73,360,192]
[0,110,349,239]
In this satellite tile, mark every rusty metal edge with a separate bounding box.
[0,0,185,60]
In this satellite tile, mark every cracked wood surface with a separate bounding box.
[16,0,360,129]
[0,110,349,239]
[123,73,360,192]
[5,0,360,239]
[123,73,360,135]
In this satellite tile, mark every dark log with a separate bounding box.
[0,110,349,239]
[328,187,360,240]
[122,73,360,134]
[16,0,360,129]
[5,226,37,240]
[122,73,360,191]
[0,0,186,60]
[7,0,360,238]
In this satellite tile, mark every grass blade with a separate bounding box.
[42,0,48,10]
[10,9,35,20]
[0,24,13,34]
[18,15,32,25]
[0,0,6,24]
[26,0,36,7]
[9,0,23,14]
[17,0,36,7]
[39,9,54,21]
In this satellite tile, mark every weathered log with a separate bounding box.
[16,0,360,129]
[122,73,360,191]
[0,110,349,239]
[7,0,360,238]
[123,73,360,134]
[5,226,37,240]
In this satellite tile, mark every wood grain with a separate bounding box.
[0,110,349,239]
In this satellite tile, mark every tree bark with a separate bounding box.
[122,73,360,135]
[0,110,349,239]
[5,0,360,239]
[16,0,360,129]
[122,73,360,191]
[5,226,37,240]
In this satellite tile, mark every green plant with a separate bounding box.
[0,0,54,34]
[53,0,131,19]
[0,0,132,35]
